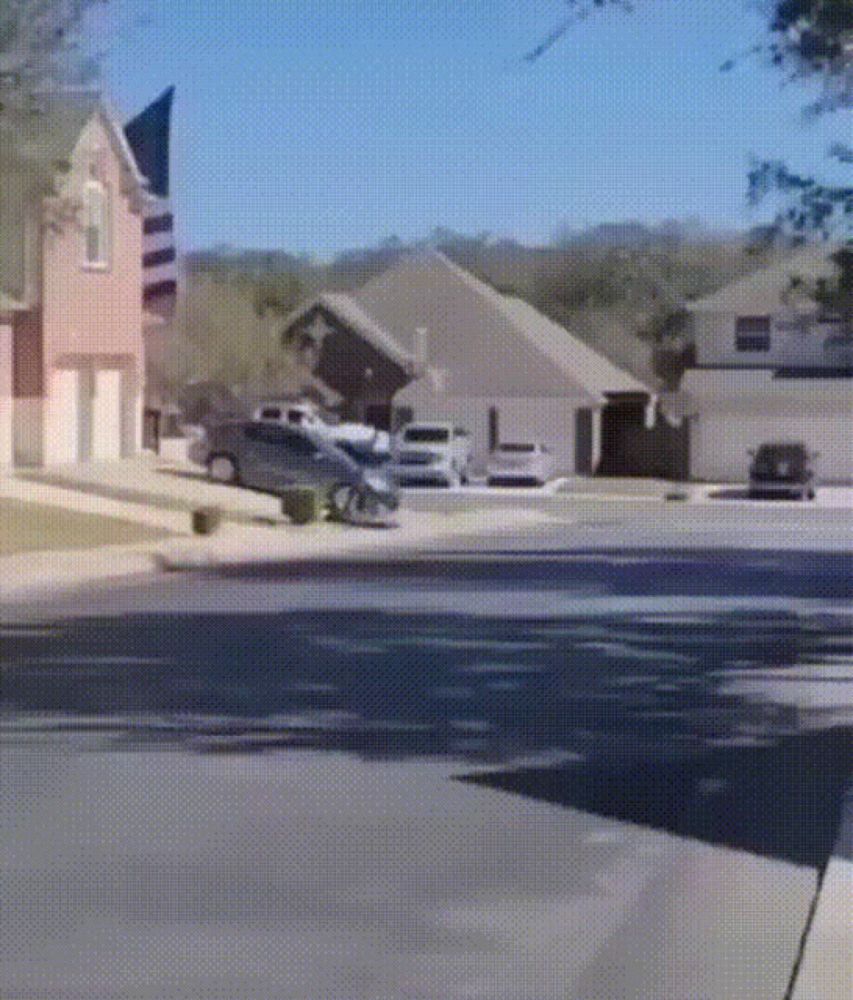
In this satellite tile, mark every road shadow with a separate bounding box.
[211,549,853,600]
[456,727,851,869]
[2,589,851,870]
[707,487,814,502]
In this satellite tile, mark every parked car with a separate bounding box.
[391,422,473,488]
[487,442,555,487]
[189,420,399,517]
[748,442,818,500]
[253,400,391,454]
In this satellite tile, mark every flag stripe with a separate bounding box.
[143,246,176,268]
[143,212,174,236]
[143,279,178,303]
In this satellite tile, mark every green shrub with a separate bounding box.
[281,487,319,525]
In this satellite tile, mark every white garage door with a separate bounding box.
[92,368,123,460]
[53,368,81,463]
[693,410,852,483]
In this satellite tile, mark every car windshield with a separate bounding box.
[403,428,450,443]
[498,443,536,453]
[754,445,806,477]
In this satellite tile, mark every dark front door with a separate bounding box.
[143,409,161,453]
[364,404,392,431]
[575,408,594,475]
[488,407,500,453]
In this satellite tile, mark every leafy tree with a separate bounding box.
[0,1,106,111]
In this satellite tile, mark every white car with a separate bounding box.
[487,443,555,487]
[253,400,391,454]
[391,422,473,488]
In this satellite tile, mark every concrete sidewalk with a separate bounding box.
[791,782,853,1000]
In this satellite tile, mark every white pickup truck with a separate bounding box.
[391,422,473,488]
[252,401,391,456]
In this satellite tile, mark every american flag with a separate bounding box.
[124,87,176,319]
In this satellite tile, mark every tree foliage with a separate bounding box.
[0,1,106,105]
[759,0,853,115]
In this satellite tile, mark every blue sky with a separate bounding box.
[96,0,849,257]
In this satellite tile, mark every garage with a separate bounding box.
[52,367,82,464]
[676,371,853,485]
[92,368,123,460]
[43,362,133,465]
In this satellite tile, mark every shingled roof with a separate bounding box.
[686,243,842,315]
[283,250,651,402]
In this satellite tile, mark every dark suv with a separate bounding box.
[748,442,818,501]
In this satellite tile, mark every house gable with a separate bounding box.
[0,94,151,307]
[687,244,848,371]
[286,303,410,406]
[40,110,145,368]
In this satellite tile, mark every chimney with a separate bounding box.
[415,327,429,366]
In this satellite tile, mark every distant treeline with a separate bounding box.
[153,223,792,401]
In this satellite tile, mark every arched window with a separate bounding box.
[83,180,110,267]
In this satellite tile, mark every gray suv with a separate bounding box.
[193,421,399,517]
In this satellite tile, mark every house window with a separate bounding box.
[83,181,110,267]
[735,316,771,352]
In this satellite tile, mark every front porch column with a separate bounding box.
[591,407,602,474]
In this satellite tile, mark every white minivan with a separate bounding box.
[391,422,473,488]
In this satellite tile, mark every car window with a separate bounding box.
[281,430,319,455]
[245,424,283,444]
[259,407,281,420]
[453,428,469,437]
[245,424,316,452]
[498,443,536,453]
[403,428,449,443]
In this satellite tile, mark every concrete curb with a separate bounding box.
[789,781,853,1000]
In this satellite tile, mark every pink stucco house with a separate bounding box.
[0,92,164,466]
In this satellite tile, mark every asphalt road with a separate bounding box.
[1,510,851,1000]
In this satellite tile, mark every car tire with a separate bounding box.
[342,486,392,525]
[208,454,239,484]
